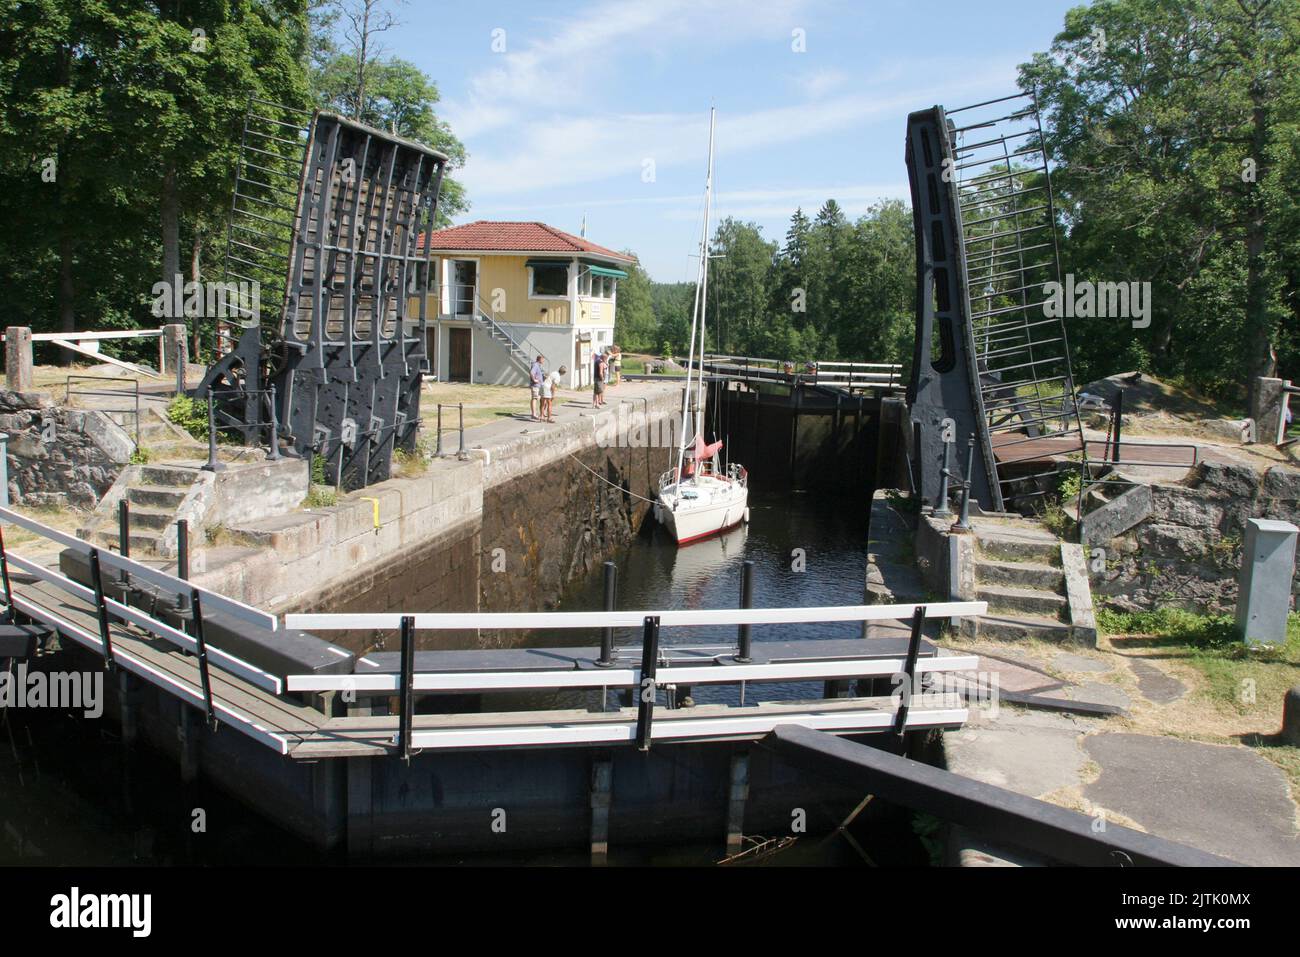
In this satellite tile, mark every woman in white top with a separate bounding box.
[540,365,568,423]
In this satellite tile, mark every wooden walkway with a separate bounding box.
[991,433,1198,468]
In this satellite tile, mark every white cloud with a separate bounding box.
[792,68,849,99]
[444,0,813,139]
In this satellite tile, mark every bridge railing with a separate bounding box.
[698,354,903,390]
[285,601,985,755]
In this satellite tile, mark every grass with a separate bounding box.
[1098,606,1300,715]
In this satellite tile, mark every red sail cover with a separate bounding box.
[694,433,724,462]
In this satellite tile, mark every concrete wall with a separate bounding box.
[197,386,682,649]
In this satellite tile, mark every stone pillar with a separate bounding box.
[1252,376,1286,445]
[162,323,188,392]
[1236,518,1299,645]
[5,326,33,393]
[1283,687,1300,746]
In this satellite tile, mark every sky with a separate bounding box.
[375,0,1086,281]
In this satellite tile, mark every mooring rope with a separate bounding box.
[566,452,660,505]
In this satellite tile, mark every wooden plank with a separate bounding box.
[286,600,988,632]
[19,578,323,738]
[291,695,967,758]
[47,338,159,377]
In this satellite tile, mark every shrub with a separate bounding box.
[167,395,208,441]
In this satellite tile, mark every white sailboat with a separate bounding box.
[653,108,750,547]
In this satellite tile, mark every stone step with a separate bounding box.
[92,528,163,555]
[968,613,1075,643]
[975,558,1064,592]
[126,484,190,509]
[121,505,175,531]
[974,533,1060,565]
[139,465,199,488]
[977,584,1069,619]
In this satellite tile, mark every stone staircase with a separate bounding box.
[965,520,1075,641]
[80,464,205,557]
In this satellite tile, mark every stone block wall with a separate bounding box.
[0,389,132,508]
[1092,461,1300,614]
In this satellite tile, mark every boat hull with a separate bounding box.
[654,481,749,546]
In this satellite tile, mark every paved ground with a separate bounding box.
[941,637,1300,866]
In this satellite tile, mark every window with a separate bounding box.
[530,263,568,297]
[582,273,616,299]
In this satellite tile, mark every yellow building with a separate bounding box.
[418,221,634,388]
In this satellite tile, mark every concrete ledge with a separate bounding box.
[1060,542,1098,647]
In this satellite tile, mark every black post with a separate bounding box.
[266,384,281,461]
[398,614,416,762]
[954,435,976,531]
[0,525,12,623]
[175,339,185,396]
[457,403,466,458]
[934,438,953,517]
[1111,389,1124,464]
[177,520,190,580]
[735,560,754,662]
[202,394,225,472]
[190,588,217,731]
[893,605,927,736]
[635,615,660,752]
[597,561,617,666]
[434,404,444,458]
[118,499,130,559]
[87,548,115,669]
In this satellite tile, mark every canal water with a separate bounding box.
[0,490,930,866]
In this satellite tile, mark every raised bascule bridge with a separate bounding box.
[0,98,1229,865]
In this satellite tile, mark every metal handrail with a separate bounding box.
[64,375,141,450]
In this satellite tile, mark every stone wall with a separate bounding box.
[1092,461,1300,614]
[478,438,658,616]
[0,389,132,508]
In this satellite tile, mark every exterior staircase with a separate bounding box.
[471,306,533,378]
[79,464,204,558]
[964,520,1074,641]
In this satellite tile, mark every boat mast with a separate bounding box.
[695,108,715,449]
[673,107,716,500]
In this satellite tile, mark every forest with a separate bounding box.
[1,0,1297,408]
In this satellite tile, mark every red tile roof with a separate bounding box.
[419,220,635,263]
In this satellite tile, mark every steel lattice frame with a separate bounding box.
[202,103,448,490]
[905,90,1084,512]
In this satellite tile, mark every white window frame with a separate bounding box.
[528,262,571,300]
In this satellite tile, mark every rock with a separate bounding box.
[1190,461,1260,497]
[1262,466,1300,502]
[1140,522,1208,557]
[1202,418,1255,443]
[1150,486,1223,528]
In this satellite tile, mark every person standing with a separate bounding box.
[540,365,568,423]
[529,355,545,420]
[611,345,622,385]
[593,352,607,408]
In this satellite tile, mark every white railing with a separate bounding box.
[699,354,903,389]
[1,327,172,378]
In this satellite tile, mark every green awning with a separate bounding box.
[586,265,627,279]
[525,259,569,269]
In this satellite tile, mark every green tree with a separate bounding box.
[1022,0,1300,406]
[708,217,776,355]
[313,52,468,223]
[613,255,656,352]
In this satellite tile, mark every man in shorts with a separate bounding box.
[529,355,544,420]
[593,352,607,408]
